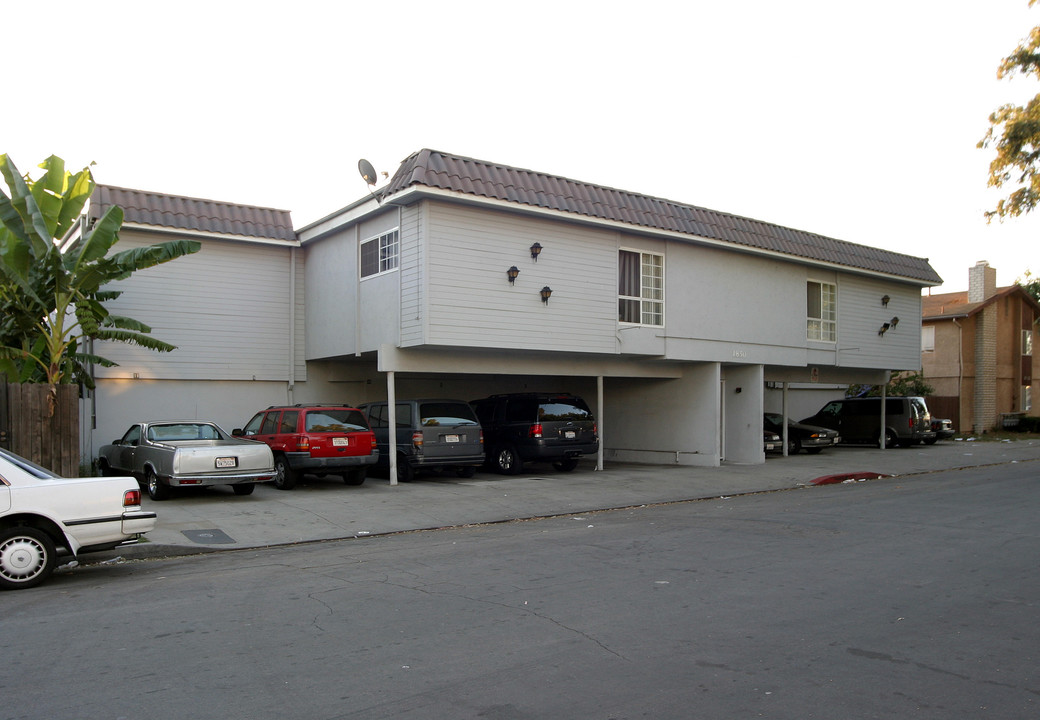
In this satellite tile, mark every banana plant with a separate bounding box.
[0,154,200,410]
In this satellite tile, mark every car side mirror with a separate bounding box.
[232,428,244,436]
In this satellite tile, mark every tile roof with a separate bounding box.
[382,149,942,285]
[923,285,1040,319]
[89,185,296,242]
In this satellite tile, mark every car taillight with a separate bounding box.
[412,431,423,447]
[123,489,142,507]
[593,422,598,437]
[529,423,543,438]
[479,429,484,446]
[370,435,377,449]
[296,435,310,452]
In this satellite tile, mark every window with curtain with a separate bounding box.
[618,250,663,326]
[807,281,836,341]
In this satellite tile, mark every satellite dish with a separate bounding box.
[358,159,378,186]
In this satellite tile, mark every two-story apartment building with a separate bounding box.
[84,149,941,468]
[922,260,1039,433]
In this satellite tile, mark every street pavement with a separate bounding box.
[110,438,1040,560]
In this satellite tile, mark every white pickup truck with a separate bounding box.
[0,447,157,590]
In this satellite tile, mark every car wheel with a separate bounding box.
[343,468,367,486]
[0,527,57,590]
[396,456,415,483]
[494,445,523,475]
[552,458,578,472]
[273,456,298,490]
[97,459,113,476]
[785,437,801,455]
[879,429,898,449]
[923,437,938,445]
[456,466,476,478]
[232,483,255,496]
[146,469,171,501]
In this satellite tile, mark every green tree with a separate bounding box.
[1017,269,1040,303]
[979,0,1040,221]
[0,154,200,410]
[848,371,935,399]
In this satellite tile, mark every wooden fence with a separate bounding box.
[0,383,81,476]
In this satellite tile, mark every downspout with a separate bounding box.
[287,246,296,405]
[953,318,963,430]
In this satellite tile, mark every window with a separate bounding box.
[1023,329,1033,356]
[806,281,836,342]
[618,250,664,326]
[922,326,935,352]
[360,229,399,278]
[1024,386,1033,413]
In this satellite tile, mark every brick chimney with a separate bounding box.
[969,260,997,303]
[970,261,997,432]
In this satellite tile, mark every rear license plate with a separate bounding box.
[444,434,460,443]
[215,457,237,469]
[332,437,349,447]
[564,431,576,439]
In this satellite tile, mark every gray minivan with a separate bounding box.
[801,396,935,448]
[359,399,484,482]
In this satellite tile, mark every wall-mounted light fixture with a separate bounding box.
[530,242,543,261]
[878,322,891,336]
[881,295,890,307]
[507,266,520,284]
[890,316,900,328]
[540,286,552,304]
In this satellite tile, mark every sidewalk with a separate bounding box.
[112,439,1040,560]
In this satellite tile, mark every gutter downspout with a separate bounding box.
[288,247,296,405]
[953,318,963,431]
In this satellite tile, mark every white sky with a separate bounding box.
[5,0,1039,293]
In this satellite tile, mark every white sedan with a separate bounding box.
[0,447,157,590]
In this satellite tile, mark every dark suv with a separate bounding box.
[234,405,377,489]
[470,393,598,474]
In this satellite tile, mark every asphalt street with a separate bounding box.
[4,455,1039,719]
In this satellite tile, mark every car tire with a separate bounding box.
[879,429,898,449]
[494,445,523,475]
[552,458,578,472]
[343,468,367,486]
[0,527,57,590]
[785,437,801,455]
[273,456,298,490]
[232,483,256,496]
[97,459,114,476]
[396,456,415,483]
[455,466,476,478]
[923,437,938,445]
[146,469,171,501]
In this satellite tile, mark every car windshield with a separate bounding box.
[147,423,224,441]
[305,410,369,432]
[420,403,479,426]
[0,447,60,480]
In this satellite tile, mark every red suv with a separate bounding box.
[234,405,378,490]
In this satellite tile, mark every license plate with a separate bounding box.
[444,434,460,443]
[332,437,349,447]
[564,431,576,439]
[215,457,237,469]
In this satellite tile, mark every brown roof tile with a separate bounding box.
[89,185,296,242]
[382,149,942,284]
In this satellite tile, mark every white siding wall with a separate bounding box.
[95,231,299,381]
[424,202,618,353]
[834,276,923,371]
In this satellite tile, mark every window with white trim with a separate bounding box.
[1023,385,1032,412]
[360,229,399,278]
[618,250,664,326]
[806,281,836,342]
[922,325,935,352]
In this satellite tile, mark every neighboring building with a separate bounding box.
[922,261,1039,434]
[81,150,942,467]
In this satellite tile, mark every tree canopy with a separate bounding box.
[0,154,200,405]
[979,0,1040,221]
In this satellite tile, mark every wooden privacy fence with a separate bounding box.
[0,383,80,477]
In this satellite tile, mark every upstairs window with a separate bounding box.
[619,250,664,326]
[807,281,836,342]
[360,229,399,278]
[1023,329,1033,356]
[922,326,935,352]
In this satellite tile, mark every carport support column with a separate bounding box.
[597,375,604,471]
[880,371,889,451]
[387,371,398,485]
[782,382,789,457]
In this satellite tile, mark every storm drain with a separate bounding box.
[181,529,236,544]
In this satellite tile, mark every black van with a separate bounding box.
[801,396,935,448]
[470,393,599,474]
